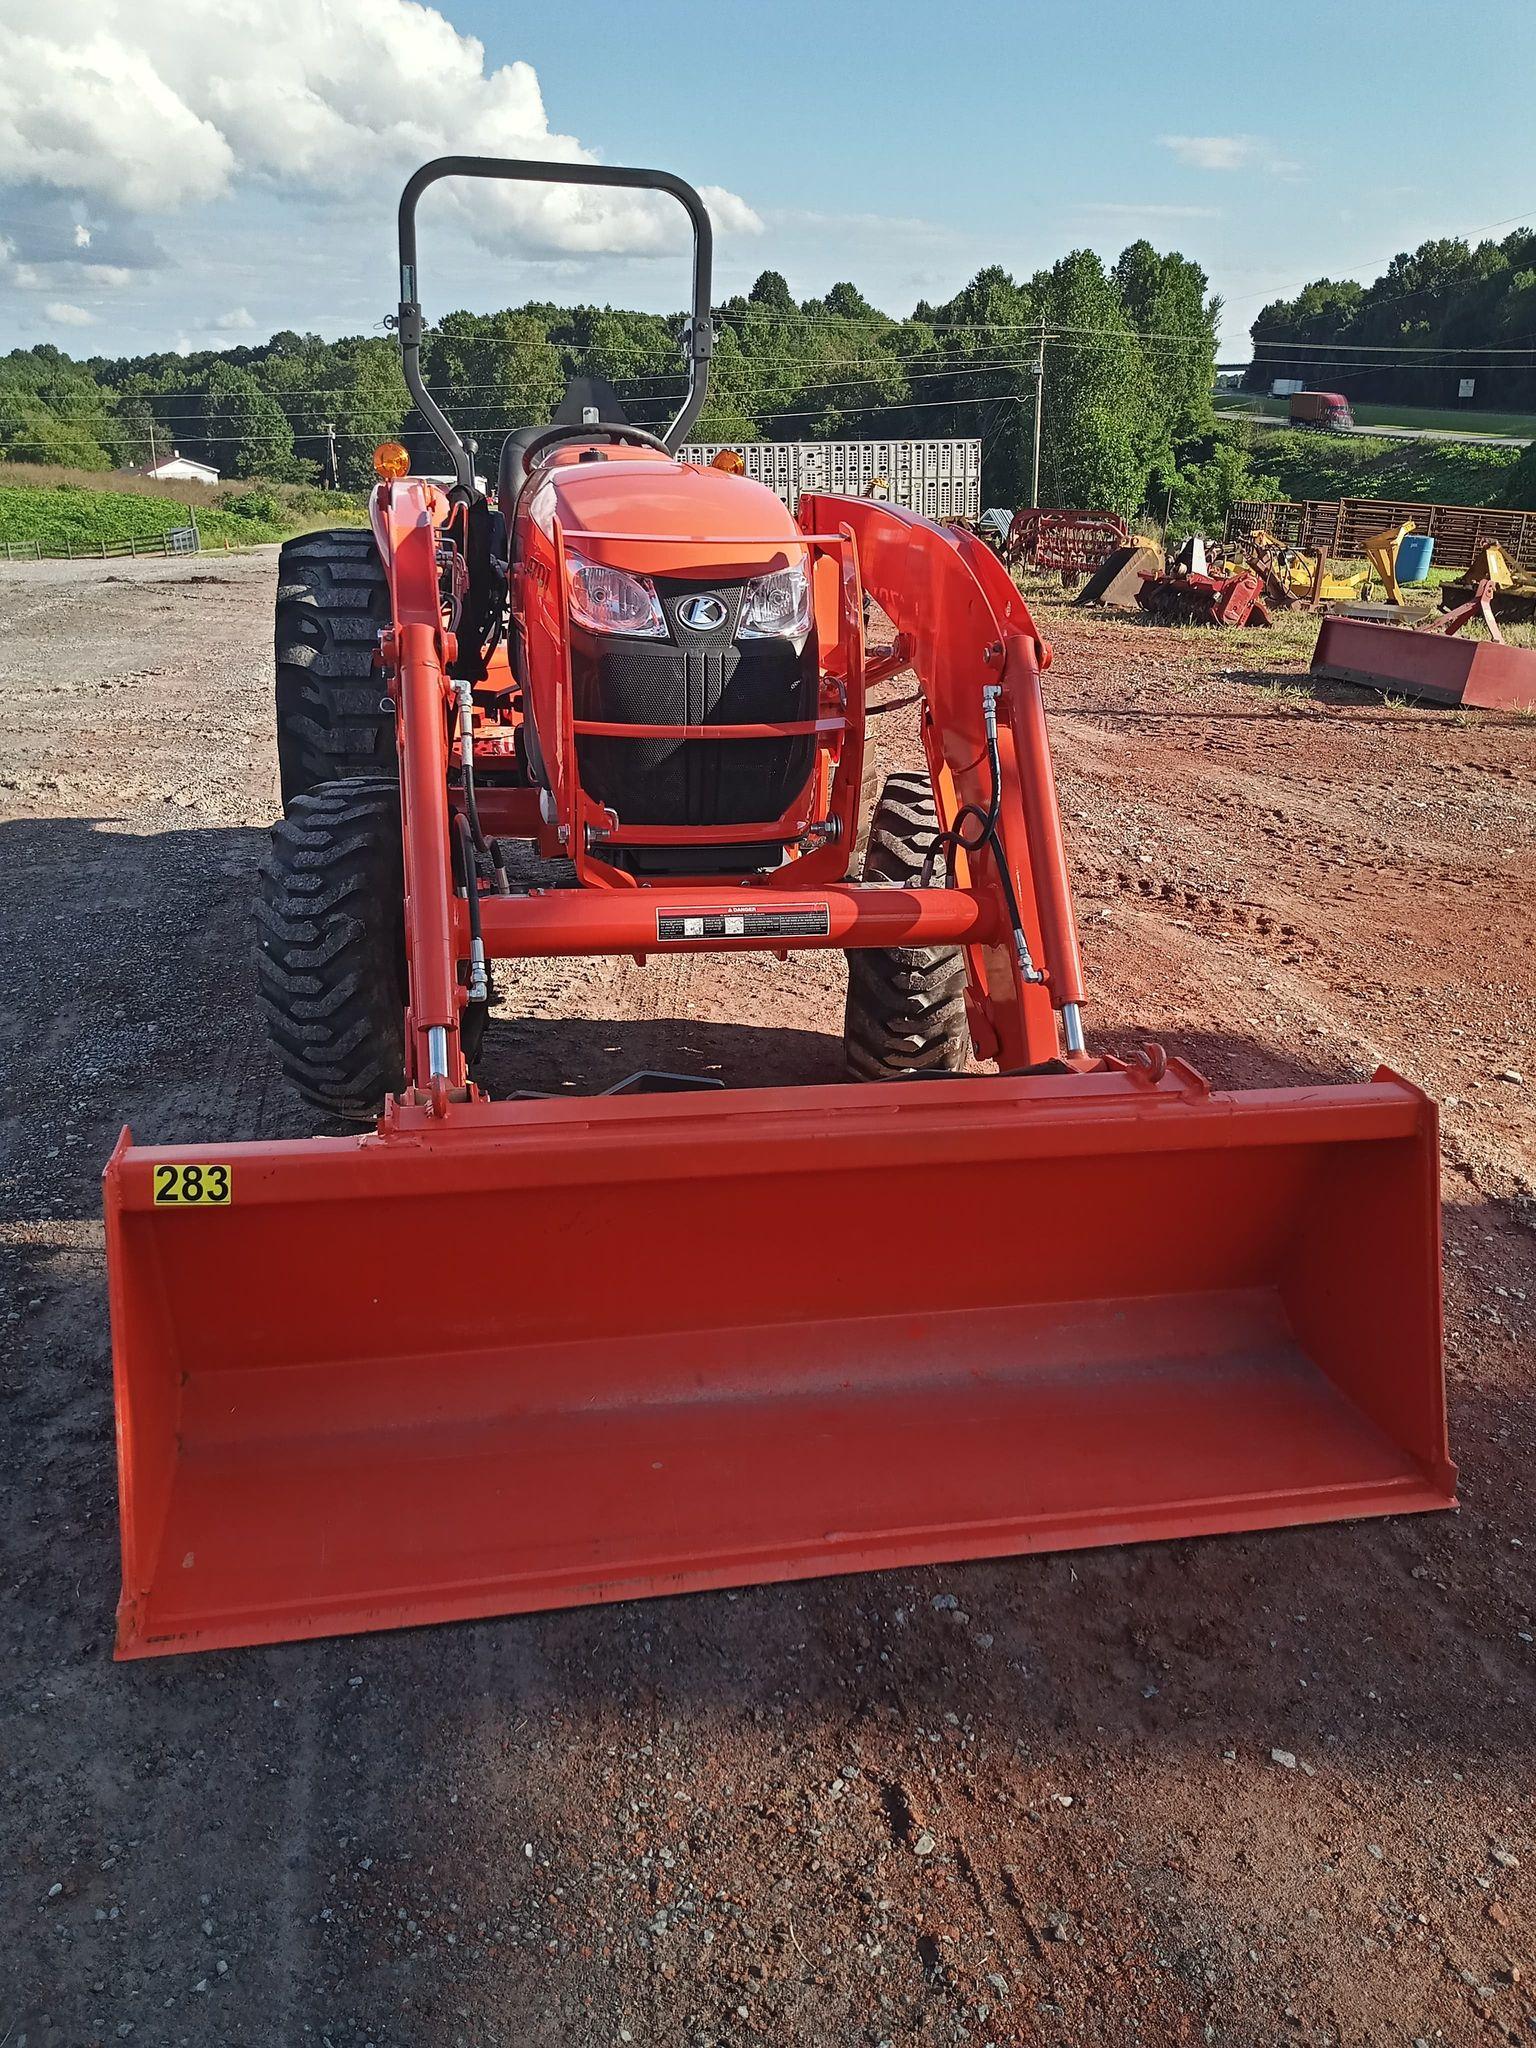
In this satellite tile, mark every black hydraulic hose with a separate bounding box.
[920,702,1040,984]
[919,720,1002,887]
[454,811,486,977]
[454,683,489,855]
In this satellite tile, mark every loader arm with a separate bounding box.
[800,494,1085,1067]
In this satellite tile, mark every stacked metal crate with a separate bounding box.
[682,440,981,521]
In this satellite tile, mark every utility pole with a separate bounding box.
[148,419,157,470]
[322,421,338,490]
[1029,318,1047,509]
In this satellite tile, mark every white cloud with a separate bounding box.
[1158,134,1299,175]
[44,299,94,325]
[73,222,91,247]
[213,305,256,330]
[83,262,133,287]
[0,1,761,261]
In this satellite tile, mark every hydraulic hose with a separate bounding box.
[453,812,489,1003]
[920,684,1043,984]
[455,681,489,855]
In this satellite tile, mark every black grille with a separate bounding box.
[571,576,816,833]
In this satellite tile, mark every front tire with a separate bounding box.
[274,529,395,807]
[844,770,970,1079]
[254,778,407,1120]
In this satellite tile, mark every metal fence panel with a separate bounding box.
[0,529,203,564]
[1229,496,1536,570]
[683,440,981,520]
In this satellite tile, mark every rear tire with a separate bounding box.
[844,770,970,1079]
[255,778,407,1120]
[275,529,395,807]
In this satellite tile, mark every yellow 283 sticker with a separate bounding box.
[152,1163,232,1206]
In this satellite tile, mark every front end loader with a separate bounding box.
[103,157,1454,1659]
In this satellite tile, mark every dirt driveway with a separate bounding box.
[3,550,1533,2047]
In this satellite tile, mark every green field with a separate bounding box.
[1218,393,1536,441]
[0,468,369,555]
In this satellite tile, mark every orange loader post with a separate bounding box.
[103,155,1454,1660]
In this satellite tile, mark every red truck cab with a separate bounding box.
[1289,390,1354,431]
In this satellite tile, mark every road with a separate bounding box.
[3,549,1534,2047]
[1215,407,1533,449]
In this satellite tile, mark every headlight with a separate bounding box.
[565,549,666,638]
[739,560,811,649]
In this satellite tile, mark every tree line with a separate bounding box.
[0,239,1281,525]
[1245,228,1536,409]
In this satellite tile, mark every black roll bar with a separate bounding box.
[396,156,715,490]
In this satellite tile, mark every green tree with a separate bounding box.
[1112,240,1218,462]
[103,391,160,469]
[747,270,795,314]
[421,311,563,470]
[263,335,409,487]
[1154,427,1280,540]
[920,266,1041,503]
[1246,228,1536,410]
[198,362,300,479]
[0,346,115,467]
[1035,251,1152,516]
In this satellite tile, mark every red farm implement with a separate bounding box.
[1004,509,1131,580]
[1138,566,1273,628]
[1312,579,1536,709]
[102,156,1453,1659]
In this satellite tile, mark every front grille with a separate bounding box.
[571,576,816,831]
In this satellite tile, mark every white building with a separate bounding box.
[139,452,221,485]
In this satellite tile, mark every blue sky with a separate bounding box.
[2,0,1533,360]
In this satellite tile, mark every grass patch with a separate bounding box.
[1234,428,1523,508]
[0,463,368,554]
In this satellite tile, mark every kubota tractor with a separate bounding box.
[103,158,1454,1659]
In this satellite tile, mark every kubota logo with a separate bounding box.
[677,594,728,632]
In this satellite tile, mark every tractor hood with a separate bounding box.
[527,451,805,579]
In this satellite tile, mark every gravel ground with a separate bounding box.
[2,549,1533,2047]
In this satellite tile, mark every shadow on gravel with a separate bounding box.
[1212,668,1536,727]
[476,1013,847,1097]
[1088,1023,1379,1093]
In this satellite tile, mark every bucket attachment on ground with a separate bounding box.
[1312,588,1536,709]
[106,1066,1452,1659]
[1074,543,1164,610]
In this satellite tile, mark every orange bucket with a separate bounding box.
[105,1067,1452,1657]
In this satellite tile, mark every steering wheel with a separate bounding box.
[520,422,671,469]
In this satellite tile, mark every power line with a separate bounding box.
[1251,336,1536,357]
[0,384,1032,456]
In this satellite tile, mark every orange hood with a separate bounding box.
[527,450,804,580]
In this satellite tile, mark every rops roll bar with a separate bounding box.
[396,157,715,490]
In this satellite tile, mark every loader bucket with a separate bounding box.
[1313,612,1536,710]
[105,1068,1453,1658]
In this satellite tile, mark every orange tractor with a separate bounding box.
[103,158,1454,1659]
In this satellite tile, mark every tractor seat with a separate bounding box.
[498,377,633,517]
[497,427,549,515]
